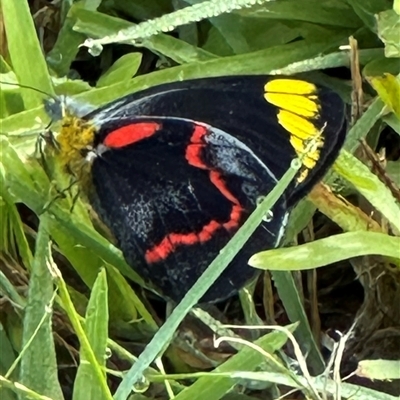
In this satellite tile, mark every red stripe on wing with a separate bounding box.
[145,124,244,264]
[104,122,161,148]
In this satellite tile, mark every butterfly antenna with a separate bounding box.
[0,80,58,101]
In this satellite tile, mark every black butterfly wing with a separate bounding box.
[88,75,347,208]
[90,117,288,302]
[86,76,346,302]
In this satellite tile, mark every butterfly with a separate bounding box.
[50,75,346,303]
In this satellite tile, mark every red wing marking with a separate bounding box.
[209,171,240,205]
[190,124,208,143]
[145,220,221,263]
[185,125,208,169]
[185,144,206,168]
[104,122,161,148]
[224,204,242,230]
[145,124,245,264]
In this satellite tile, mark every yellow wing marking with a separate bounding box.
[264,79,324,183]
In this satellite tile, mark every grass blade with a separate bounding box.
[1,0,54,107]
[19,215,63,400]
[73,269,109,400]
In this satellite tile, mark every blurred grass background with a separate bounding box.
[0,1,399,399]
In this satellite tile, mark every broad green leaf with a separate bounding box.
[249,231,400,271]
[208,13,251,54]
[184,1,251,54]
[97,53,143,88]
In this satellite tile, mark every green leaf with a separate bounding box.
[201,15,300,55]
[73,269,109,400]
[208,13,251,54]
[376,9,400,57]
[363,56,400,76]
[249,231,400,271]
[369,73,400,118]
[112,0,172,21]
[335,150,400,232]
[0,72,25,117]
[97,53,143,88]
[238,0,361,28]
[1,0,54,108]
[184,1,252,54]
[347,0,392,32]
[19,215,63,400]
[356,359,400,380]
[387,160,400,185]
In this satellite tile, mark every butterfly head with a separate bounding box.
[44,96,99,176]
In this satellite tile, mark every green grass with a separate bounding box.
[0,1,400,400]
